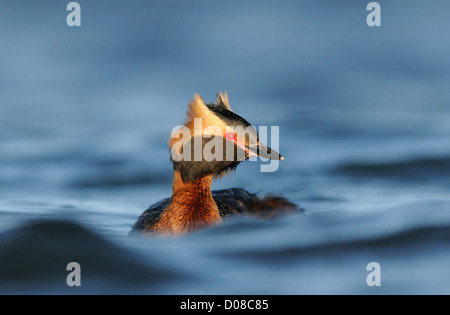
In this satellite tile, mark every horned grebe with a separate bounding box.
[129,92,302,237]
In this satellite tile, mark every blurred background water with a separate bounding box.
[1,0,450,294]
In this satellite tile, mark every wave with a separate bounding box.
[333,156,450,183]
[215,223,450,264]
[1,198,450,294]
[0,220,184,294]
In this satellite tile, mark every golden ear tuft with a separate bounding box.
[186,94,211,123]
[183,93,225,132]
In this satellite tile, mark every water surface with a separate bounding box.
[1,1,450,294]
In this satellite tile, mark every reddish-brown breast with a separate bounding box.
[150,171,222,237]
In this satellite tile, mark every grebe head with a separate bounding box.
[169,91,283,182]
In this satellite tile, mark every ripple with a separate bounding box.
[333,156,450,184]
[0,220,185,294]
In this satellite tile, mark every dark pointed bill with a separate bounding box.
[248,143,284,160]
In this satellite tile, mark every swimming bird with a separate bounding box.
[129,92,301,237]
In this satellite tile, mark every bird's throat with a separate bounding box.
[152,170,222,236]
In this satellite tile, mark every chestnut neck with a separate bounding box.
[154,170,221,236]
[171,170,214,200]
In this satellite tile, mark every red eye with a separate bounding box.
[226,133,236,141]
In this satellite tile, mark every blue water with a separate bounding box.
[1,1,450,294]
